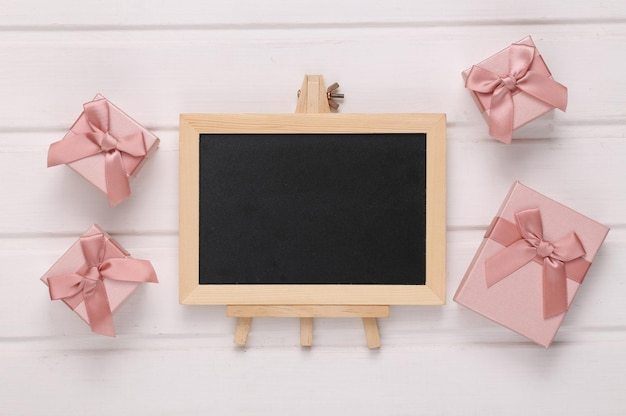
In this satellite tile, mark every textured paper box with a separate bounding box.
[462,36,565,141]
[41,225,146,333]
[454,182,609,347]
[54,94,159,205]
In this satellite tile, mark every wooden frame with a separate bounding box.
[180,113,446,306]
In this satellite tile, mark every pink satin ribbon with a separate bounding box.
[465,44,568,143]
[484,208,590,319]
[47,233,158,336]
[47,99,147,206]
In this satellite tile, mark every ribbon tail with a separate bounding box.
[487,88,514,144]
[47,133,103,167]
[564,257,591,284]
[484,239,537,287]
[104,150,131,207]
[518,71,568,112]
[84,280,115,337]
[543,258,569,319]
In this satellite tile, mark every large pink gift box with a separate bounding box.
[454,182,609,347]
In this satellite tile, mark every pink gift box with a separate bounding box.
[41,224,158,336]
[454,182,609,347]
[48,94,159,206]
[462,36,568,143]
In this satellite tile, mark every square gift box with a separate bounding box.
[462,36,568,143]
[47,94,160,207]
[41,224,158,336]
[454,182,609,347]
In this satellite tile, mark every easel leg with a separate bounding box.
[362,318,381,349]
[300,317,314,347]
[234,317,253,346]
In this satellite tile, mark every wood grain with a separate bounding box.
[226,305,391,318]
[0,1,625,415]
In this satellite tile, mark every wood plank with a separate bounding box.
[2,230,622,339]
[1,337,625,415]
[1,0,624,27]
[0,26,623,129]
[1,132,624,235]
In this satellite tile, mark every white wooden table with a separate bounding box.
[1,1,625,414]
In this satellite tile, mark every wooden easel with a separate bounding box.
[226,75,389,349]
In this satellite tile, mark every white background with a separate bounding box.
[1,1,625,414]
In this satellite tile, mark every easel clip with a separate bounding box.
[326,82,344,110]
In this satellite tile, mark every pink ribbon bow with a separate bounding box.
[484,208,588,319]
[465,44,568,143]
[47,99,147,206]
[47,233,158,336]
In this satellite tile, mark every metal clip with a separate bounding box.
[326,82,344,110]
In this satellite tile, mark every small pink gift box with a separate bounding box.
[48,94,159,207]
[41,225,158,337]
[463,36,568,143]
[454,182,609,347]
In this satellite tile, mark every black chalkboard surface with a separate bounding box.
[198,133,426,285]
[179,114,446,306]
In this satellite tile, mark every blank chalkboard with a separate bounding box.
[199,133,426,285]
[180,113,446,306]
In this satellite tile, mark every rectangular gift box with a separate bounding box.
[41,225,146,335]
[454,182,609,347]
[462,36,564,141]
[56,94,159,205]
